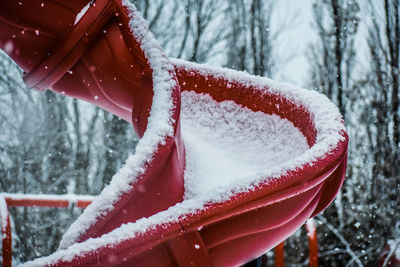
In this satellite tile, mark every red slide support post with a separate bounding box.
[306,219,319,267]
[270,220,318,267]
[275,242,285,267]
[0,195,12,267]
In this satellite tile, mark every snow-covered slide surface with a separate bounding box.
[182,91,309,198]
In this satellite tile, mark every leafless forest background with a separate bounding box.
[0,0,399,266]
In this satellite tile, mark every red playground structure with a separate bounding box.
[0,0,348,266]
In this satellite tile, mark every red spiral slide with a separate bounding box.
[0,0,348,266]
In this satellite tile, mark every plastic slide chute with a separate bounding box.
[0,0,348,266]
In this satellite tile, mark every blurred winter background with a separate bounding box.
[0,0,399,266]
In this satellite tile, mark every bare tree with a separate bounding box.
[225,0,248,71]
[360,1,400,264]
[97,112,137,192]
[134,0,227,63]
[225,0,276,77]
[306,0,367,266]
[309,0,359,119]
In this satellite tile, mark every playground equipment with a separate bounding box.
[0,0,348,266]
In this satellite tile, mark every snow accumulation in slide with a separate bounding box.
[181,91,309,198]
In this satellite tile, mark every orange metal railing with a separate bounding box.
[0,193,319,267]
[0,193,94,267]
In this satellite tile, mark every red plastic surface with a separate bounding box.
[0,1,348,266]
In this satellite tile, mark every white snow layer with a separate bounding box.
[74,2,91,25]
[58,0,176,251]
[19,1,347,266]
[181,91,309,198]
